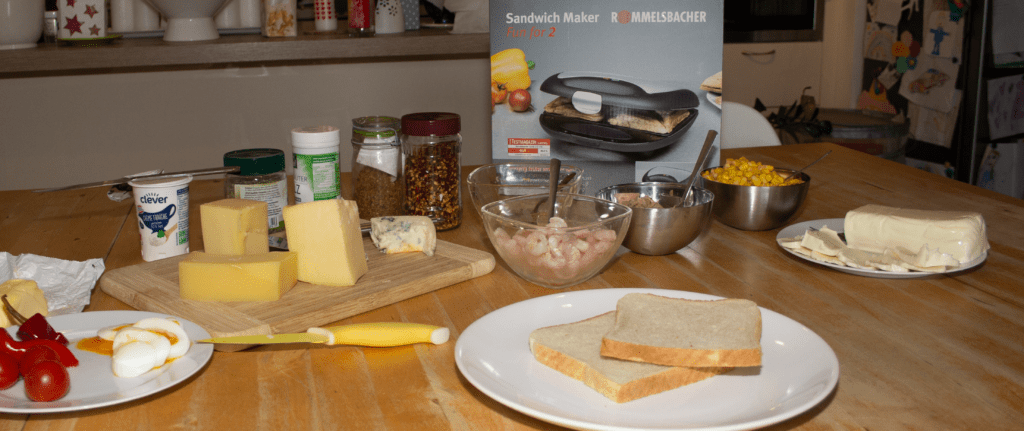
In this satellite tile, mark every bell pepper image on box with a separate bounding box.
[491,48,536,112]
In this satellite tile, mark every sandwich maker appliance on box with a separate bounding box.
[538,72,700,152]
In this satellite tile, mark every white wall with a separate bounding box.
[0,59,492,191]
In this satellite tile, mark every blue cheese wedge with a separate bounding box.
[369,216,436,256]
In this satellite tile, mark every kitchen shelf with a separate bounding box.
[0,21,489,78]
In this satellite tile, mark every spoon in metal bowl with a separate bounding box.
[783,150,832,181]
[547,158,561,219]
[680,130,719,207]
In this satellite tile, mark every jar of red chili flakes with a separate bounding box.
[401,112,462,231]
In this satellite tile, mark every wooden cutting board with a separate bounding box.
[99,238,494,351]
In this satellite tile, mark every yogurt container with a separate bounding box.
[128,174,193,261]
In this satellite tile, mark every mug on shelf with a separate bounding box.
[58,0,107,39]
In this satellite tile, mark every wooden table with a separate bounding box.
[0,143,1021,430]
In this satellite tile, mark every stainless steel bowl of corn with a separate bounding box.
[699,157,809,231]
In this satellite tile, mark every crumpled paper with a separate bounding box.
[0,252,105,316]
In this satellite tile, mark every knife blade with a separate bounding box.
[197,322,450,347]
[33,166,241,193]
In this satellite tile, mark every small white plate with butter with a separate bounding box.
[777,219,987,279]
[0,311,213,414]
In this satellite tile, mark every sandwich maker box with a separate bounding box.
[490,0,724,195]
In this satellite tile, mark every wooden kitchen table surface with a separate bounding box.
[0,143,1022,430]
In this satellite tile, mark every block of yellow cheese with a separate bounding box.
[0,279,48,327]
[282,199,368,286]
[178,251,298,301]
[201,199,270,255]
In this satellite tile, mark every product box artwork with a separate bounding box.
[490,0,724,195]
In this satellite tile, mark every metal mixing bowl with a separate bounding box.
[699,168,810,231]
[596,182,714,256]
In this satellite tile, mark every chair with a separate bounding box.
[720,101,782,149]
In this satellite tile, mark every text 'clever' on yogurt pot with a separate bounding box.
[292,125,341,204]
[128,174,193,262]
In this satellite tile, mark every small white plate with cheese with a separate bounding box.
[0,311,213,414]
[777,219,987,279]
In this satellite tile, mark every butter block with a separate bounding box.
[0,279,48,327]
[370,216,436,256]
[800,226,845,257]
[179,251,298,301]
[201,199,269,255]
[844,205,989,264]
[282,200,368,286]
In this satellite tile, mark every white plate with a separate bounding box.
[454,288,839,431]
[776,219,987,279]
[706,92,722,109]
[0,311,213,414]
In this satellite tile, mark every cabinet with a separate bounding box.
[0,23,491,191]
[722,41,822,108]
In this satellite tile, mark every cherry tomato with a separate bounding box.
[0,351,18,390]
[508,89,533,112]
[19,345,60,376]
[23,360,69,402]
[490,81,507,105]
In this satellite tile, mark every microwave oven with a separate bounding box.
[724,0,824,43]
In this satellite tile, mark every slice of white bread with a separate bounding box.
[700,71,722,93]
[600,293,762,367]
[529,312,730,403]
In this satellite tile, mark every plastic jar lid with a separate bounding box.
[353,116,400,144]
[224,148,286,176]
[401,112,461,136]
[292,126,341,148]
[128,174,194,189]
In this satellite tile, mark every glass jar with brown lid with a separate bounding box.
[400,112,462,231]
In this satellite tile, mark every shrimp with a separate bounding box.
[573,238,590,254]
[526,231,549,256]
[546,217,568,228]
[594,229,618,242]
[492,228,513,251]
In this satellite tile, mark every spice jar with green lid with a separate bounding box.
[401,112,462,231]
[352,116,404,219]
[223,148,288,233]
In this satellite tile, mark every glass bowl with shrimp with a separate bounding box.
[480,193,632,289]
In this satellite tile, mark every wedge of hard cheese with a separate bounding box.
[844,204,989,265]
[179,251,298,301]
[282,199,368,286]
[200,199,269,255]
[600,293,762,368]
[530,312,729,403]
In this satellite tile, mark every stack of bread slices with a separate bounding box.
[528,293,762,403]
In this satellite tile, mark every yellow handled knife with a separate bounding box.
[198,322,450,347]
